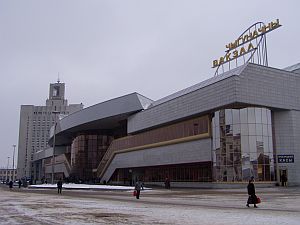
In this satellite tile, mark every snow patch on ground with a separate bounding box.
[29,183,151,190]
[1,186,300,224]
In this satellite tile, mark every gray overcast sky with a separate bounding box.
[0,0,299,167]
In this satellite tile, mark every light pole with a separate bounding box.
[12,144,16,181]
[51,111,60,184]
[6,157,10,182]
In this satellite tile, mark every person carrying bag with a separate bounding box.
[246,176,259,208]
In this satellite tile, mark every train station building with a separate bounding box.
[32,62,300,187]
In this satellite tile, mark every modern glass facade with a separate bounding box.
[212,107,275,182]
[70,134,113,182]
[111,162,212,184]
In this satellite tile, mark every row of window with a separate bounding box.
[213,164,275,182]
[0,176,17,180]
[212,108,275,182]
[213,123,273,137]
[0,170,17,175]
[213,108,272,126]
[33,111,69,115]
[213,135,273,155]
[111,162,212,183]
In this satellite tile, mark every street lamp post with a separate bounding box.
[6,157,10,182]
[51,111,59,184]
[12,144,16,181]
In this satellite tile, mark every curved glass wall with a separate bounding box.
[70,134,113,182]
[212,107,275,182]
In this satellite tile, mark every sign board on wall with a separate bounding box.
[278,155,294,163]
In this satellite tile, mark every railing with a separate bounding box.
[62,154,71,175]
[96,140,119,178]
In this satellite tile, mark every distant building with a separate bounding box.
[0,168,17,182]
[17,81,83,180]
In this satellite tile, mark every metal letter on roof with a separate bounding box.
[213,19,281,76]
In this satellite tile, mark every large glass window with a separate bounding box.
[212,107,274,182]
[70,134,113,182]
[110,162,212,183]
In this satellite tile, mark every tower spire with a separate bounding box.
[57,72,60,83]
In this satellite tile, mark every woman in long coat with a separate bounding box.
[134,180,143,199]
[246,177,257,208]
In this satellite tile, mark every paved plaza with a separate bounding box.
[0,184,299,224]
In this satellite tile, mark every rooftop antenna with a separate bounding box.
[57,72,60,83]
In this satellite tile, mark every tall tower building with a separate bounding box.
[17,81,83,179]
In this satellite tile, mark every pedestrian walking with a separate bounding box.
[281,173,287,187]
[57,178,63,194]
[9,180,13,190]
[164,177,170,189]
[18,179,22,188]
[246,177,258,208]
[134,180,143,199]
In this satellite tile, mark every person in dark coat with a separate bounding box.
[281,173,287,187]
[18,179,22,188]
[57,178,63,194]
[246,177,257,208]
[134,180,143,199]
[164,177,170,189]
[9,180,13,190]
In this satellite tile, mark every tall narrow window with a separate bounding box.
[53,86,60,97]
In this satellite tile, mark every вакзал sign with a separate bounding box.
[212,19,281,68]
